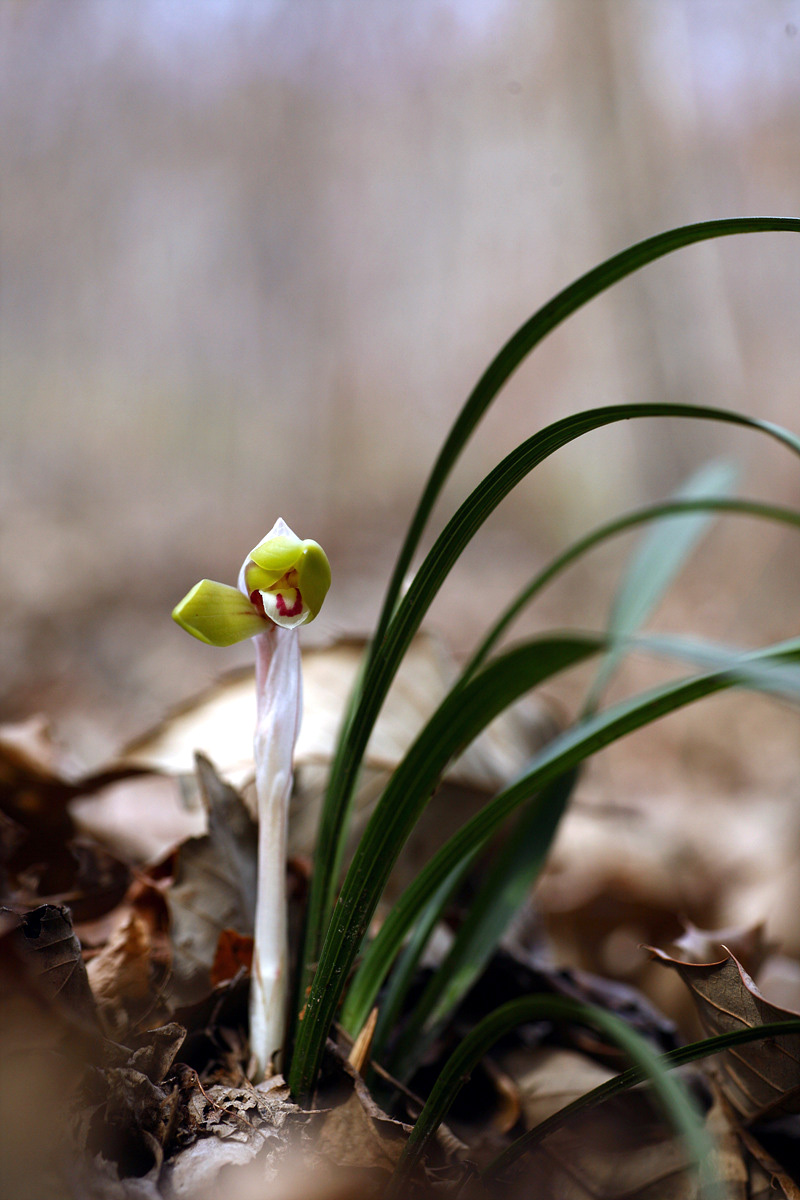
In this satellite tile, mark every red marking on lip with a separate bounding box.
[250,590,266,618]
[276,588,303,617]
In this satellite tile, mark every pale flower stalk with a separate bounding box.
[172,517,330,1078]
[247,623,300,1074]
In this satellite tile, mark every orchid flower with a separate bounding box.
[172,518,331,1077]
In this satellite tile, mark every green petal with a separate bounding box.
[171,579,266,646]
[248,533,303,574]
[297,541,332,620]
[244,562,286,592]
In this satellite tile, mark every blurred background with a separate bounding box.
[2,0,800,781]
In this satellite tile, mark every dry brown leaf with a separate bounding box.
[535,772,800,994]
[0,717,91,895]
[0,908,103,1200]
[120,665,258,790]
[166,756,258,1005]
[672,922,772,976]
[70,773,205,866]
[0,717,158,919]
[7,836,131,924]
[480,1056,522,1136]
[120,635,555,793]
[91,1062,177,1179]
[111,636,556,890]
[87,910,154,1036]
[750,1160,799,1200]
[703,1090,748,1199]
[518,1091,693,1195]
[536,800,718,994]
[0,714,74,781]
[129,1022,186,1084]
[7,903,99,1026]
[161,1073,327,1199]
[501,1045,617,1130]
[650,946,800,1122]
[315,1069,410,1175]
[712,1086,800,1200]
[499,1045,800,1199]
[61,636,559,907]
[210,927,254,987]
[0,714,155,833]
[497,1045,697,1197]
[165,1142,388,1200]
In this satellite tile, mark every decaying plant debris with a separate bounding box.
[3,634,800,1199]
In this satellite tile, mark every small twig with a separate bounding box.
[335,1019,426,1107]
[185,1066,260,1133]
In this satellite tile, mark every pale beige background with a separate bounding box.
[2,0,800,768]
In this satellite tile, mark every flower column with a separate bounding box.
[172,517,330,1077]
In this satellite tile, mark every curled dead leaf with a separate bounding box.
[166,756,258,1005]
[8,903,99,1027]
[87,910,155,1037]
[671,921,772,976]
[650,945,800,1122]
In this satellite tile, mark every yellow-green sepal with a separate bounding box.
[171,579,265,646]
[296,540,331,621]
[244,562,286,592]
[248,534,303,577]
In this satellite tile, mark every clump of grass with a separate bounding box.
[177,217,800,1195]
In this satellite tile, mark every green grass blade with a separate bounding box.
[289,633,605,1096]
[286,652,367,1059]
[387,771,579,1080]
[387,996,720,1198]
[341,639,800,1051]
[370,858,475,1065]
[301,405,800,1008]
[385,485,799,1066]
[388,626,800,1077]
[373,218,800,656]
[585,459,738,710]
[628,632,800,698]
[461,495,800,682]
[484,1019,800,1182]
[299,220,800,1030]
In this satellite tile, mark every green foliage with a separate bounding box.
[387,995,729,1198]
[382,771,579,1079]
[484,1018,800,1183]
[583,458,739,712]
[336,635,800,1060]
[298,216,800,997]
[374,464,796,1075]
[285,217,800,1189]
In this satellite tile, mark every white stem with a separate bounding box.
[249,624,302,1079]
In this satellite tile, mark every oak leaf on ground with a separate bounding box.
[650,946,800,1122]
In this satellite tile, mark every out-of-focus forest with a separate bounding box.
[2,0,800,781]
